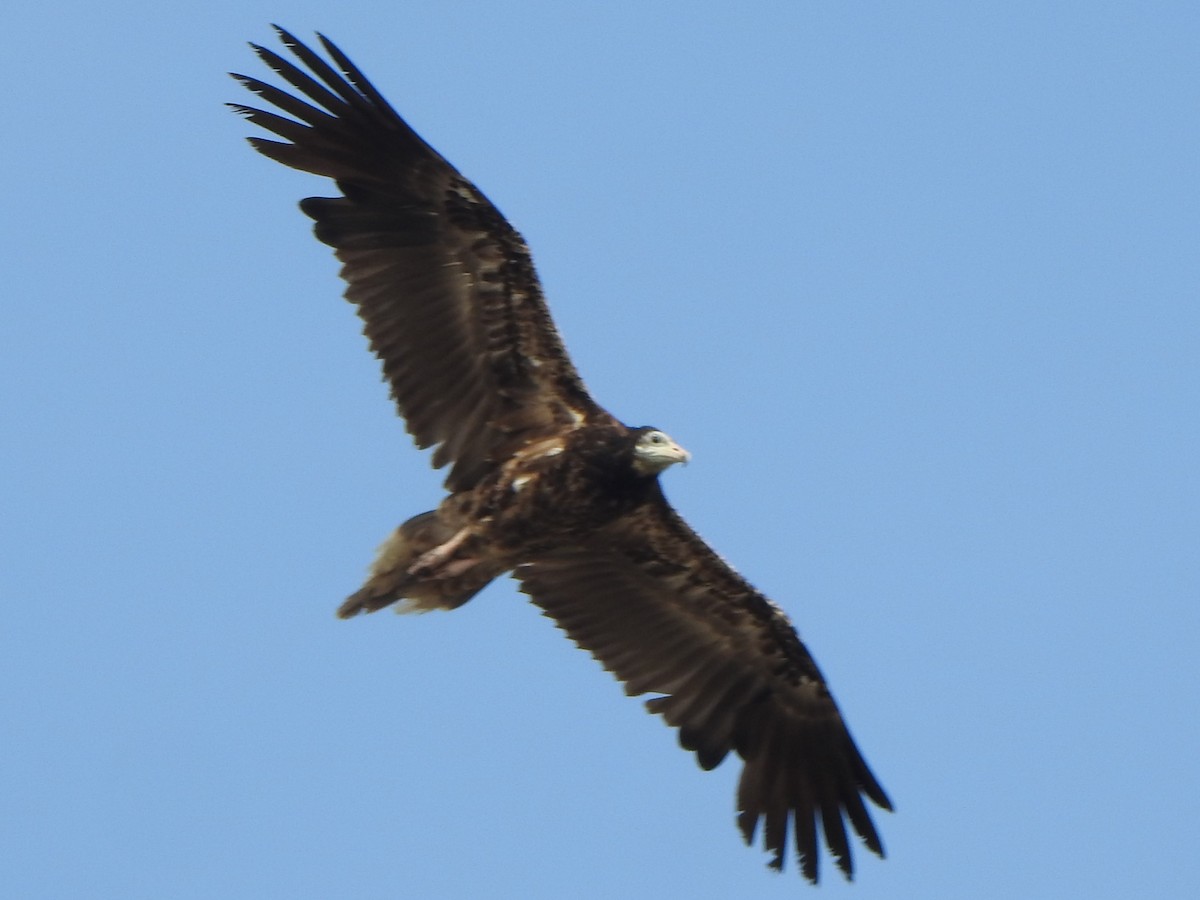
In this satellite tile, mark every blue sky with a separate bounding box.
[4,2,1198,897]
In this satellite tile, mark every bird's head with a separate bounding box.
[630,427,691,476]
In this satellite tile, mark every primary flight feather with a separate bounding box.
[231,27,892,883]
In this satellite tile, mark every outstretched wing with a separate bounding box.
[515,490,892,883]
[231,28,614,491]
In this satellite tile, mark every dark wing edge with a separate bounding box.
[230,27,613,490]
[514,494,892,883]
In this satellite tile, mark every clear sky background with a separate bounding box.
[4,2,1197,898]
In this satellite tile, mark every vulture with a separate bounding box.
[231,27,893,883]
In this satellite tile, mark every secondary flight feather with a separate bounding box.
[231,27,892,883]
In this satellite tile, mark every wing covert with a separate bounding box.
[231,28,613,490]
[515,493,892,882]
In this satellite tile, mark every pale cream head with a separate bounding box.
[632,429,691,476]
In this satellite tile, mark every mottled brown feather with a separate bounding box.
[232,29,892,882]
[231,27,614,490]
[516,489,892,882]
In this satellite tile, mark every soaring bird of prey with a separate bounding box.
[231,27,892,883]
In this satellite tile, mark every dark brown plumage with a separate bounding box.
[231,27,892,883]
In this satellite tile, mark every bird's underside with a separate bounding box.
[232,26,893,883]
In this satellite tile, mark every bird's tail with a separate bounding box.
[337,509,503,618]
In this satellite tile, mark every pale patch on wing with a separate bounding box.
[514,434,567,461]
[504,434,566,494]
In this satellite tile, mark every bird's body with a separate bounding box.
[232,27,892,883]
[344,423,687,616]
